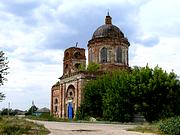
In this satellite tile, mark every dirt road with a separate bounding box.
[33,120,156,135]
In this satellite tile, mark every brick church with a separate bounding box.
[51,13,130,118]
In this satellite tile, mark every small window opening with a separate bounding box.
[74,52,81,58]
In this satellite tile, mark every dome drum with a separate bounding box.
[88,13,130,69]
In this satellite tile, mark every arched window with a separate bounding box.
[74,51,81,58]
[55,106,58,112]
[100,47,107,63]
[123,49,126,64]
[55,98,58,104]
[126,49,128,65]
[65,64,68,69]
[89,48,93,62]
[66,85,75,99]
[117,47,122,63]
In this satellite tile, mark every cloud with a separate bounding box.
[0,0,150,52]
[0,51,63,110]
[1,85,51,110]
[139,0,180,37]
[130,37,180,75]
[133,35,160,47]
[0,0,41,17]
[129,0,180,71]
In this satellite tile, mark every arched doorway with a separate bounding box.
[66,85,75,119]
[68,102,73,119]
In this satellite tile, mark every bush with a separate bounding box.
[78,65,180,122]
[158,116,180,135]
[27,113,69,122]
[1,124,24,135]
[0,116,2,121]
[0,116,50,135]
[87,62,100,72]
[39,113,56,121]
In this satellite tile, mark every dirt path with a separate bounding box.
[31,120,157,135]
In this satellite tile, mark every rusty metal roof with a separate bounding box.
[92,24,124,39]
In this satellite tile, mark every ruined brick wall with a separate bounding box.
[59,73,87,118]
[51,46,87,119]
[63,47,86,76]
[51,85,60,117]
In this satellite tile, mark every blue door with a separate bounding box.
[68,102,73,119]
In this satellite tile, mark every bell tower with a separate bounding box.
[63,46,86,76]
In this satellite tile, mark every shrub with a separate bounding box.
[0,116,50,134]
[78,65,180,122]
[158,116,180,135]
[39,113,55,121]
[1,124,23,135]
[87,62,100,72]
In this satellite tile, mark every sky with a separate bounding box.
[0,0,180,111]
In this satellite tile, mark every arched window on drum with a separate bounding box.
[100,47,107,63]
[116,47,122,63]
[89,48,93,62]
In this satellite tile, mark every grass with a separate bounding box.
[26,114,71,122]
[127,122,163,135]
[26,114,133,124]
[26,114,180,135]
[127,116,180,135]
[27,114,140,126]
[0,116,50,135]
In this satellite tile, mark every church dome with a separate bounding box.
[92,13,124,39]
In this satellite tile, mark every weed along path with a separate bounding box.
[32,120,157,135]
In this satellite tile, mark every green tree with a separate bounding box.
[87,62,100,72]
[131,65,180,122]
[77,77,104,119]
[102,70,133,122]
[77,65,180,122]
[77,69,133,122]
[25,105,38,115]
[0,93,5,101]
[0,51,9,101]
[0,51,9,86]
[78,63,86,71]
[0,108,15,115]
